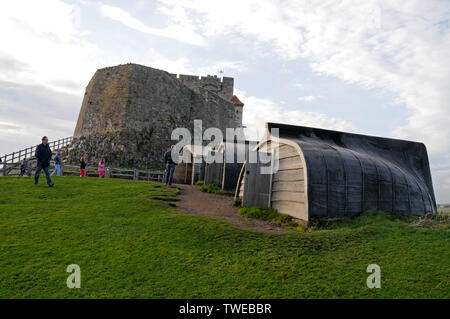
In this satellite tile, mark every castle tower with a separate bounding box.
[230,95,244,127]
[71,64,238,169]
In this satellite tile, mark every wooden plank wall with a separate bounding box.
[271,143,308,220]
[173,162,192,184]
[242,151,272,208]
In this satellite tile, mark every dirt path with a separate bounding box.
[173,184,287,234]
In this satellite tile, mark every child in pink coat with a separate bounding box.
[98,158,105,178]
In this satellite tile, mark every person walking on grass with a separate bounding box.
[80,157,86,177]
[51,151,62,176]
[98,158,105,178]
[20,158,29,176]
[164,145,177,186]
[34,136,54,187]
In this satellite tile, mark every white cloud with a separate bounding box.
[298,95,317,102]
[0,81,80,155]
[236,89,358,141]
[158,0,303,59]
[143,48,192,74]
[196,61,247,77]
[0,0,100,94]
[144,48,245,77]
[157,0,450,156]
[99,4,206,46]
[0,121,24,135]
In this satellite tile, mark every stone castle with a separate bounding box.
[70,63,244,168]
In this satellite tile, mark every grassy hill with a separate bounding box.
[0,177,448,298]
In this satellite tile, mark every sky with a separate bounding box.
[0,0,449,202]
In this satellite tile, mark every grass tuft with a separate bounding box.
[200,183,223,194]
[233,197,242,207]
[239,206,300,229]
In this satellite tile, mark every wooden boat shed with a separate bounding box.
[235,122,437,221]
[172,145,210,184]
[204,140,254,191]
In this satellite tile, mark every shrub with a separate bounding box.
[410,213,450,229]
[272,214,293,224]
[194,180,204,186]
[200,183,223,194]
[233,197,242,207]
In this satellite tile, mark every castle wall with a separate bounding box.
[235,105,243,127]
[71,64,237,169]
[74,65,131,137]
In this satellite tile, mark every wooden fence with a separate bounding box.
[2,161,165,182]
[1,136,73,165]
[63,165,165,181]
[1,136,165,182]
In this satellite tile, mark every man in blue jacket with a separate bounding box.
[34,136,54,187]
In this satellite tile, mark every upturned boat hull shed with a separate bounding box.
[237,123,437,221]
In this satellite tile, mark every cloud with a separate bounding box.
[0,0,100,94]
[236,89,358,141]
[157,0,450,155]
[0,121,23,135]
[0,53,29,75]
[196,61,247,76]
[158,0,304,59]
[431,158,450,203]
[99,4,206,46]
[298,95,317,102]
[144,48,245,77]
[0,80,80,155]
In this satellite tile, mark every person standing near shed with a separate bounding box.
[34,136,54,187]
[164,145,177,186]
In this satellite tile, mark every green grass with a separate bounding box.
[0,177,449,298]
[199,183,234,196]
[239,206,300,228]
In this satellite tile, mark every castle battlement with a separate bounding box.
[169,73,234,101]
[94,64,234,101]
